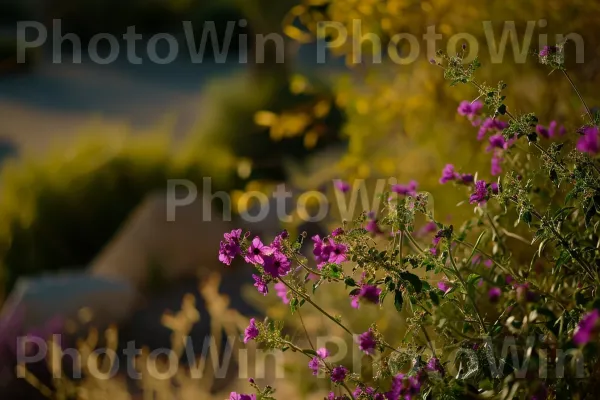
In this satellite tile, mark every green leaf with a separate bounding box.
[549,169,558,184]
[466,231,486,265]
[522,211,532,225]
[585,201,596,226]
[575,290,587,306]
[303,349,318,356]
[594,195,600,211]
[467,273,481,287]
[536,307,559,335]
[344,277,357,287]
[538,239,548,258]
[400,272,423,293]
[290,298,299,314]
[394,289,404,312]
[555,250,570,273]
[565,189,577,204]
[429,290,440,306]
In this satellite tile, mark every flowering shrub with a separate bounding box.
[220,45,600,399]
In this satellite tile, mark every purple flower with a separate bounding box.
[388,374,421,399]
[354,386,383,399]
[478,118,508,141]
[252,274,268,295]
[224,229,242,242]
[244,237,273,265]
[365,218,383,235]
[573,309,600,346]
[219,229,242,266]
[432,229,445,246]
[312,235,329,267]
[484,259,493,268]
[515,283,536,303]
[550,121,566,137]
[439,164,459,184]
[332,228,344,237]
[269,230,288,250]
[330,242,348,264]
[334,180,351,193]
[351,284,381,308]
[457,100,483,120]
[330,366,348,383]
[460,173,474,184]
[308,357,321,375]
[244,319,259,343]
[490,182,499,194]
[437,279,452,294]
[491,152,503,176]
[274,282,290,304]
[263,252,291,279]
[317,348,329,358]
[536,124,550,139]
[357,329,377,355]
[230,393,256,400]
[391,180,418,196]
[440,164,474,185]
[469,180,489,205]
[313,235,349,267]
[308,347,329,375]
[539,45,557,57]
[488,287,501,303]
[576,126,600,155]
[487,134,506,151]
[359,285,381,304]
[416,221,437,237]
[426,357,444,375]
[537,121,566,139]
[328,393,350,400]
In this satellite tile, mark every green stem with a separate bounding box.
[297,308,315,350]
[455,239,567,311]
[405,232,425,254]
[448,246,487,333]
[528,208,598,282]
[293,256,335,279]
[562,70,593,122]
[399,230,405,266]
[282,280,353,336]
[284,340,357,400]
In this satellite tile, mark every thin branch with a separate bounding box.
[281,280,353,336]
[562,69,593,122]
[448,246,487,333]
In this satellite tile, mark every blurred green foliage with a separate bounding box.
[0,69,344,298]
[0,131,214,296]
[181,72,344,185]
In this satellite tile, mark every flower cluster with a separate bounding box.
[313,234,348,268]
[439,164,473,185]
[224,51,600,400]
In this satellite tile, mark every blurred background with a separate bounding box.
[0,0,599,399]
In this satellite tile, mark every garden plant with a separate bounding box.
[221,43,600,399]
